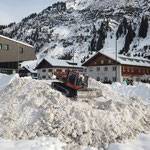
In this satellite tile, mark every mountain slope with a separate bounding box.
[0,0,150,62]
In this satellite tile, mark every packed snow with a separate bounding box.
[108,81,150,102]
[0,73,150,150]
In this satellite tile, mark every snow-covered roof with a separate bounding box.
[21,60,37,73]
[43,56,82,68]
[101,51,150,67]
[83,51,150,67]
[0,35,34,48]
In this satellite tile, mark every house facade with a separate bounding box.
[35,57,83,80]
[82,52,150,83]
[0,35,36,74]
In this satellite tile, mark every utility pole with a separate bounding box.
[115,38,117,82]
[17,43,19,74]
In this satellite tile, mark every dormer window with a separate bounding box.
[101,60,104,64]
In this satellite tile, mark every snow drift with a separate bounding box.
[0,75,150,150]
[108,82,150,102]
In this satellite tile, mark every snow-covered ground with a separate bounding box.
[0,73,150,150]
[108,81,150,102]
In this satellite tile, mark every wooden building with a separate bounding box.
[35,57,83,80]
[0,35,36,74]
[82,51,150,83]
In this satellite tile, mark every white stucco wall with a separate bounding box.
[85,65,121,83]
[37,68,56,80]
[37,68,83,80]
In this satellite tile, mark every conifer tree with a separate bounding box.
[120,23,135,54]
[139,16,149,38]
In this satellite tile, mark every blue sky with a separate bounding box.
[0,0,66,25]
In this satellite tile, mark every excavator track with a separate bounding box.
[51,82,77,98]
[52,82,102,99]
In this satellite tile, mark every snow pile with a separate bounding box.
[0,73,14,92]
[0,75,150,150]
[108,134,150,150]
[108,82,150,102]
[0,137,66,150]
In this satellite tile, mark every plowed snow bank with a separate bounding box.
[108,82,150,102]
[0,75,150,150]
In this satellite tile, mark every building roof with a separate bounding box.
[45,56,73,67]
[21,60,37,73]
[82,51,150,67]
[36,56,82,69]
[0,35,33,48]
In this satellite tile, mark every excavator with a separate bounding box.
[51,70,101,98]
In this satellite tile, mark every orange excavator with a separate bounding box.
[52,70,101,98]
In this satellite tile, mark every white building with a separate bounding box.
[82,51,150,83]
[35,56,83,80]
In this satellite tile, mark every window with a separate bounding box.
[143,69,145,73]
[127,67,130,72]
[132,68,134,72]
[2,44,9,50]
[33,73,37,77]
[112,67,116,71]
[18,47,23,53]
[101,60,104,64]
[42,69,46,72]
[78,69,83,72]
[139,68,141,73]
[104,77,108,81]
[0,44,2,50]
[123,66,125,72]
[104,67,108,71]
[108,59,111,64]
[97,77,100,81]
[42,75,46,79]
[97,67,100,72]
[147,70,149,74]
[112,77,116,82]
[89,67,93,72]
[56,69,62,72]
[48,69,52,72]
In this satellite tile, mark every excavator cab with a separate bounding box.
[66,70,88,90]
[52,70,89,97]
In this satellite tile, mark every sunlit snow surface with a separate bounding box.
[108,81,150,102]
[0,73,150,150]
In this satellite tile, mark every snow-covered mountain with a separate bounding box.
[0,0,150,62]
